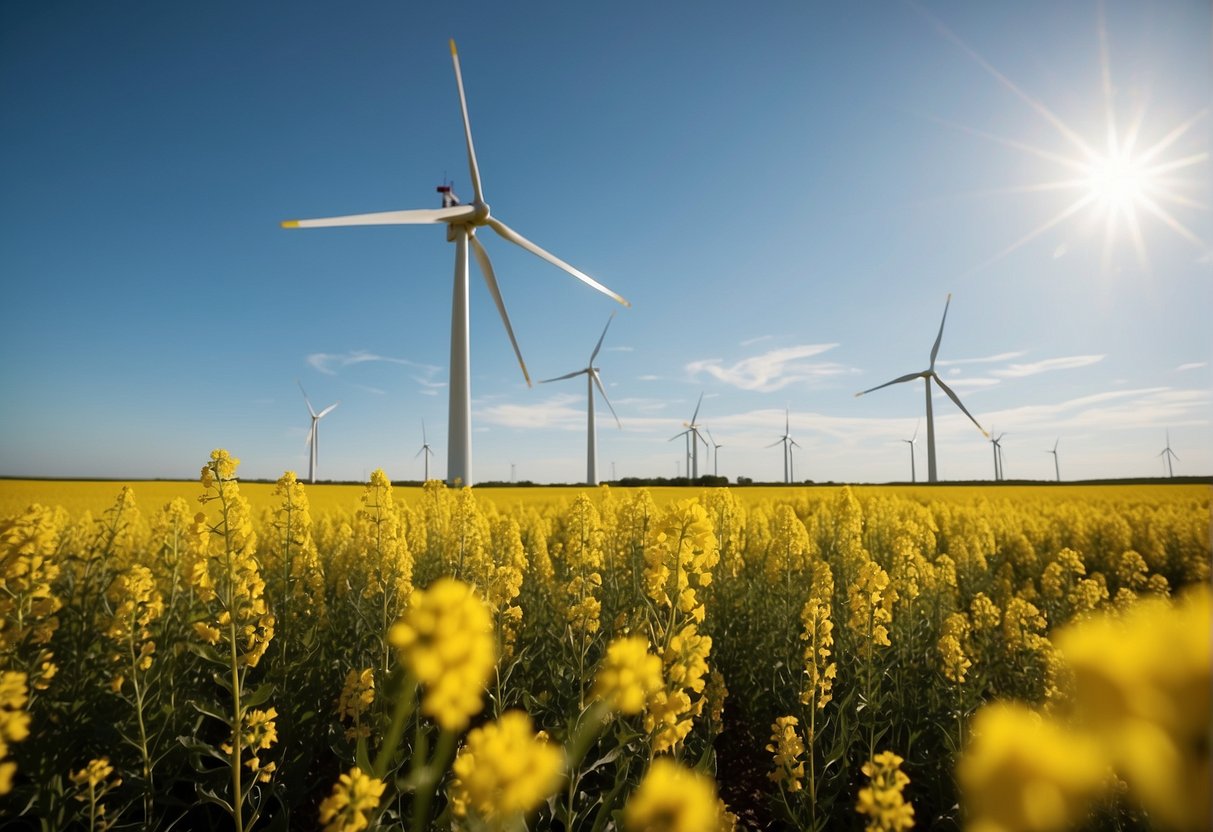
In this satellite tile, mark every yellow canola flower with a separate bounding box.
[448,710,564,827]
[337,668,376,741]
[856,750,914,832]
[388,578,496,732]
[318,767,386,832]
[1056,586,1211,830]
[0,671,30,795]
[958,702,1106,832]
[766,715,805,793]
[593,635,664,715]
[624,757,732,832]
[70,757,116,790]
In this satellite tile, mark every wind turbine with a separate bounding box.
[989,429,1006,481]
[1046,438,1060,482]
[766,408,800,484]
[854,294,987,483]
[299,382,339,484]
[901,421,919,483]
[415,421,435,482]
[538,314,621,486]
[1159,430,1179,478]
[670,393,709,480]
[282,40,629,486]
[706,427,723,478]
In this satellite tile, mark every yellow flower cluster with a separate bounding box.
[592,635,664,715]
[265,470,326,626]
[848,559,897,649]
[71,757,121,831]
[643,500,719,622]
[388,578,496,731]
[448,710,564,826]
[221,707,279,783]
[560,494,605,636]
[938,611,972,685]
[856,750,915,832]
[624,758,733,832]
[765,504,812,584]
[1057,586,1211,829]
[799,561,836,711]
[0,503,63,690]
[318,767,385,832]
[646,624,712,753]
[355,469,413,612]
[0,672,29,794]
[104,564,164,683]
[766,715,805,792]
[337,668,375,741]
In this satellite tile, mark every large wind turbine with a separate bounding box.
[989,429,1006,481]
[415,422,435,482]
[766,408,800,484]
[670,393,709,480]
[1046,438,1060,482]
[706,427,723,478]
[1158,431,1179,478]
[902,422,919,483]
[538,314,621,485]
[855,294,987,483]
[282,40,629,486]
[299,382,339,484]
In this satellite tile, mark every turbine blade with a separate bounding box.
[422,421,428,445]
[469,234,531,386]
[691,391,704,425]
[282,206,475,228]
[317,402,340,419]
[912,419,920,442]
[933,373,987,437]
[592,370,622,429]
[486,217,631,307]
[705,427,716,446]
[929,293,952,370]
[449,40,483,204]
[415,446,426,459]
[298,380,317,417]
[765,438,784,449]
[589,312,615,364]
[305,422,316,449]
[538,369,588,384]
[670,430,690,442]
[855,371,924,397]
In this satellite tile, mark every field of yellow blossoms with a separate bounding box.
[1,452,1208,831]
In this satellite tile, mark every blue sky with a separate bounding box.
[2,1,1209,484]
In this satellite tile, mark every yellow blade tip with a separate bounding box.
[449,39,457,56]
[281,220,300,229]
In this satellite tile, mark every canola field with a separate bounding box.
[0,454,1208,831]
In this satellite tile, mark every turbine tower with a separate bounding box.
[299,382,338,484]
[1159,430,1179,478]
[538,314,621,486]
[767,408,800,484]
[1047,438,1060,482]
[902,421,919,483]
[670,393,709,480]
[855,294,987,483]
[706,427,723,478]
[989,429,1006,481]
[415,421,435,482]
[282,40,629,486]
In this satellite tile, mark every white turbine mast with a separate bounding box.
[901,420,919,483]
[298,381,339,485]
[283,40,629,486]
[989,428,1007,482]
[415,421,435,482]
[705,427,723,478]
[766,407,800,484]
[1159,430,1178,478]
[670,393,709,480]
[855,293,987,483]
[538,313,621,485]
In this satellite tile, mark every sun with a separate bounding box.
[1085,146,1148,212]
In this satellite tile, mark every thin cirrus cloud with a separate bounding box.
[935,351,1026,366]
[306,350,440,376]
[1174,361,1208,372]
[990,355,1105,378]
[686,344,855,393]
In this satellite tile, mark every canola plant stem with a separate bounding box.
[411,729,456,832]
[372,671,417,779]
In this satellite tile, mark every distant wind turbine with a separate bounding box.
[282,40,629,486]
[1046,438,1060,482]
[670,393,709,480]
[855,294,987,483]
[989,429,1007,481]
[706,427,723,478]
[538,313,621,486]
[415,421,435,482]
[902,421,919,483]
[1159,430,1179,478]
[766,408,801,484]
[299,382,338,484]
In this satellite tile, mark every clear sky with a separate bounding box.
[2,0,1209,485]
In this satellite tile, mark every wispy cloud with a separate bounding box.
[686,344,855,392]
[638,374,661,382]
[944,377,1002,390]
[936,351,1026,366]
[606,346,634,353]
[991,355,1104,378]
[307,350,440,376]
[740,335,774,347]
[1174,361,1208,372]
